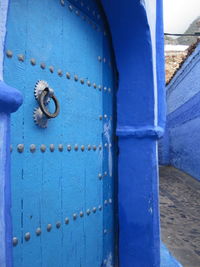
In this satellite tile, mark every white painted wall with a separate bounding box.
[142,0,158,126]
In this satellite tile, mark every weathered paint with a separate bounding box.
[159,43,200,181]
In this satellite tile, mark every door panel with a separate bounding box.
[4,0,116,266]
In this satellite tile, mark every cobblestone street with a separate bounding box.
[160,166,200,267]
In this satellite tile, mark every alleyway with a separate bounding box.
[160,166,200,267]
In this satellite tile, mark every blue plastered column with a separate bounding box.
[101,0,165,266]
[0,1,23,266]
[0,82,23,267]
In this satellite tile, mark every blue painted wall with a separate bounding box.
[0,84,22,267]
[0,1,23,265]
[159,43,200,181]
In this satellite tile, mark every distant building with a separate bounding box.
[165,45,188,84]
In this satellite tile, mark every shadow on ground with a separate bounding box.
[160,166,200,267]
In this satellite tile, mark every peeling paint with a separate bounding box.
[105,252,113,267]
[104,120,112,177]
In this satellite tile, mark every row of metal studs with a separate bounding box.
[61,0,102,22]
[5,50,112,94]
[66,5,112,67]
[33,113,112,124]
[66,3,112,67]
[98,171,110,180]
[10,143,112,153]
[97,55,112,66]
[64,1,106,35]
[99,114,112,120]
[13,199,112,246]
[66,2,112,67]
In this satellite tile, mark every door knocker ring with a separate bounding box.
[39,88,60,119]
[33,80,60,128]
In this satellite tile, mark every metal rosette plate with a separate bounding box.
[33,107,48,128]
[34,80,53,105]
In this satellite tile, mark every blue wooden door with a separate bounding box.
[3,1,117,266]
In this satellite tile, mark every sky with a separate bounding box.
[163,0,200,33]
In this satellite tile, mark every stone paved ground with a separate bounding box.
[159,166,200,267]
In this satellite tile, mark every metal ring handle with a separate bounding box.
[39,88,60,119]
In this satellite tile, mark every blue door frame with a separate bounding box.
[102,1,165,265]
[0,0,165,266]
